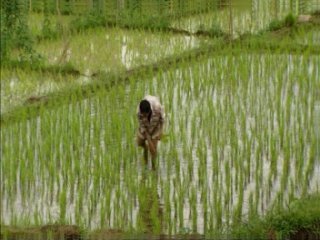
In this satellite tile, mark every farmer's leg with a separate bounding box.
[137,135,148,164]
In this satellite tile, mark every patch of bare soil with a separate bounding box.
[298,14,320,25]
[269,26,292,38]
[2,224,320,240]
[297,15,312,23]
[289,228,320,240]
[88,229,124,240]
[1,224,81,240]
[1,225,207,240]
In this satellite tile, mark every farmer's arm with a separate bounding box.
[145,133,156,154]
[137,112,148,136]
[137,111,156,153]
[150,109,165,139]
[150,121,163,139]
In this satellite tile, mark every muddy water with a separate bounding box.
[1,53,319,234]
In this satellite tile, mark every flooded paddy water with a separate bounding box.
[1,53,319,235]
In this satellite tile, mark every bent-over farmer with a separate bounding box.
[137,95,165,169]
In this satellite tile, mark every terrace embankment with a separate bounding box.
[1,13,320,126]
[1,224,82,240]
[2,224,319,240]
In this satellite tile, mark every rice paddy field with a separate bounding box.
[171,0,287,35]
[1,28,210,113]
[1,1,320,239]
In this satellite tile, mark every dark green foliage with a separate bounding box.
[268,19,285,31]
[37,0,71,40]
[70,12,107,32]
[232,194,320,239]
[118,11,170,30]
[1,0,19,60]
[267,195,320,237]
[40,0,59,39]
[206,23,225,38]
[231,217,267,239]
[69,9,170,33]
[0,0,38,63]
[284,13,296,27]
[268,13,297,31]
[60,0,74,15]
[0,10,9,59]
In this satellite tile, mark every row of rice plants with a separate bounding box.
[1,51,319,235]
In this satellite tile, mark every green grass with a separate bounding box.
[232,194,320,239]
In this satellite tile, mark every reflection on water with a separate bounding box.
[137,171,163,234]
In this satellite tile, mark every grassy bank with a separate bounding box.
[232,194,320,240]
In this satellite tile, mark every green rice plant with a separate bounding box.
[215,194,222,229]
[233,172,244,226]
[202,183,208,233]
[59,188,67,224]
[280,140,290,194]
